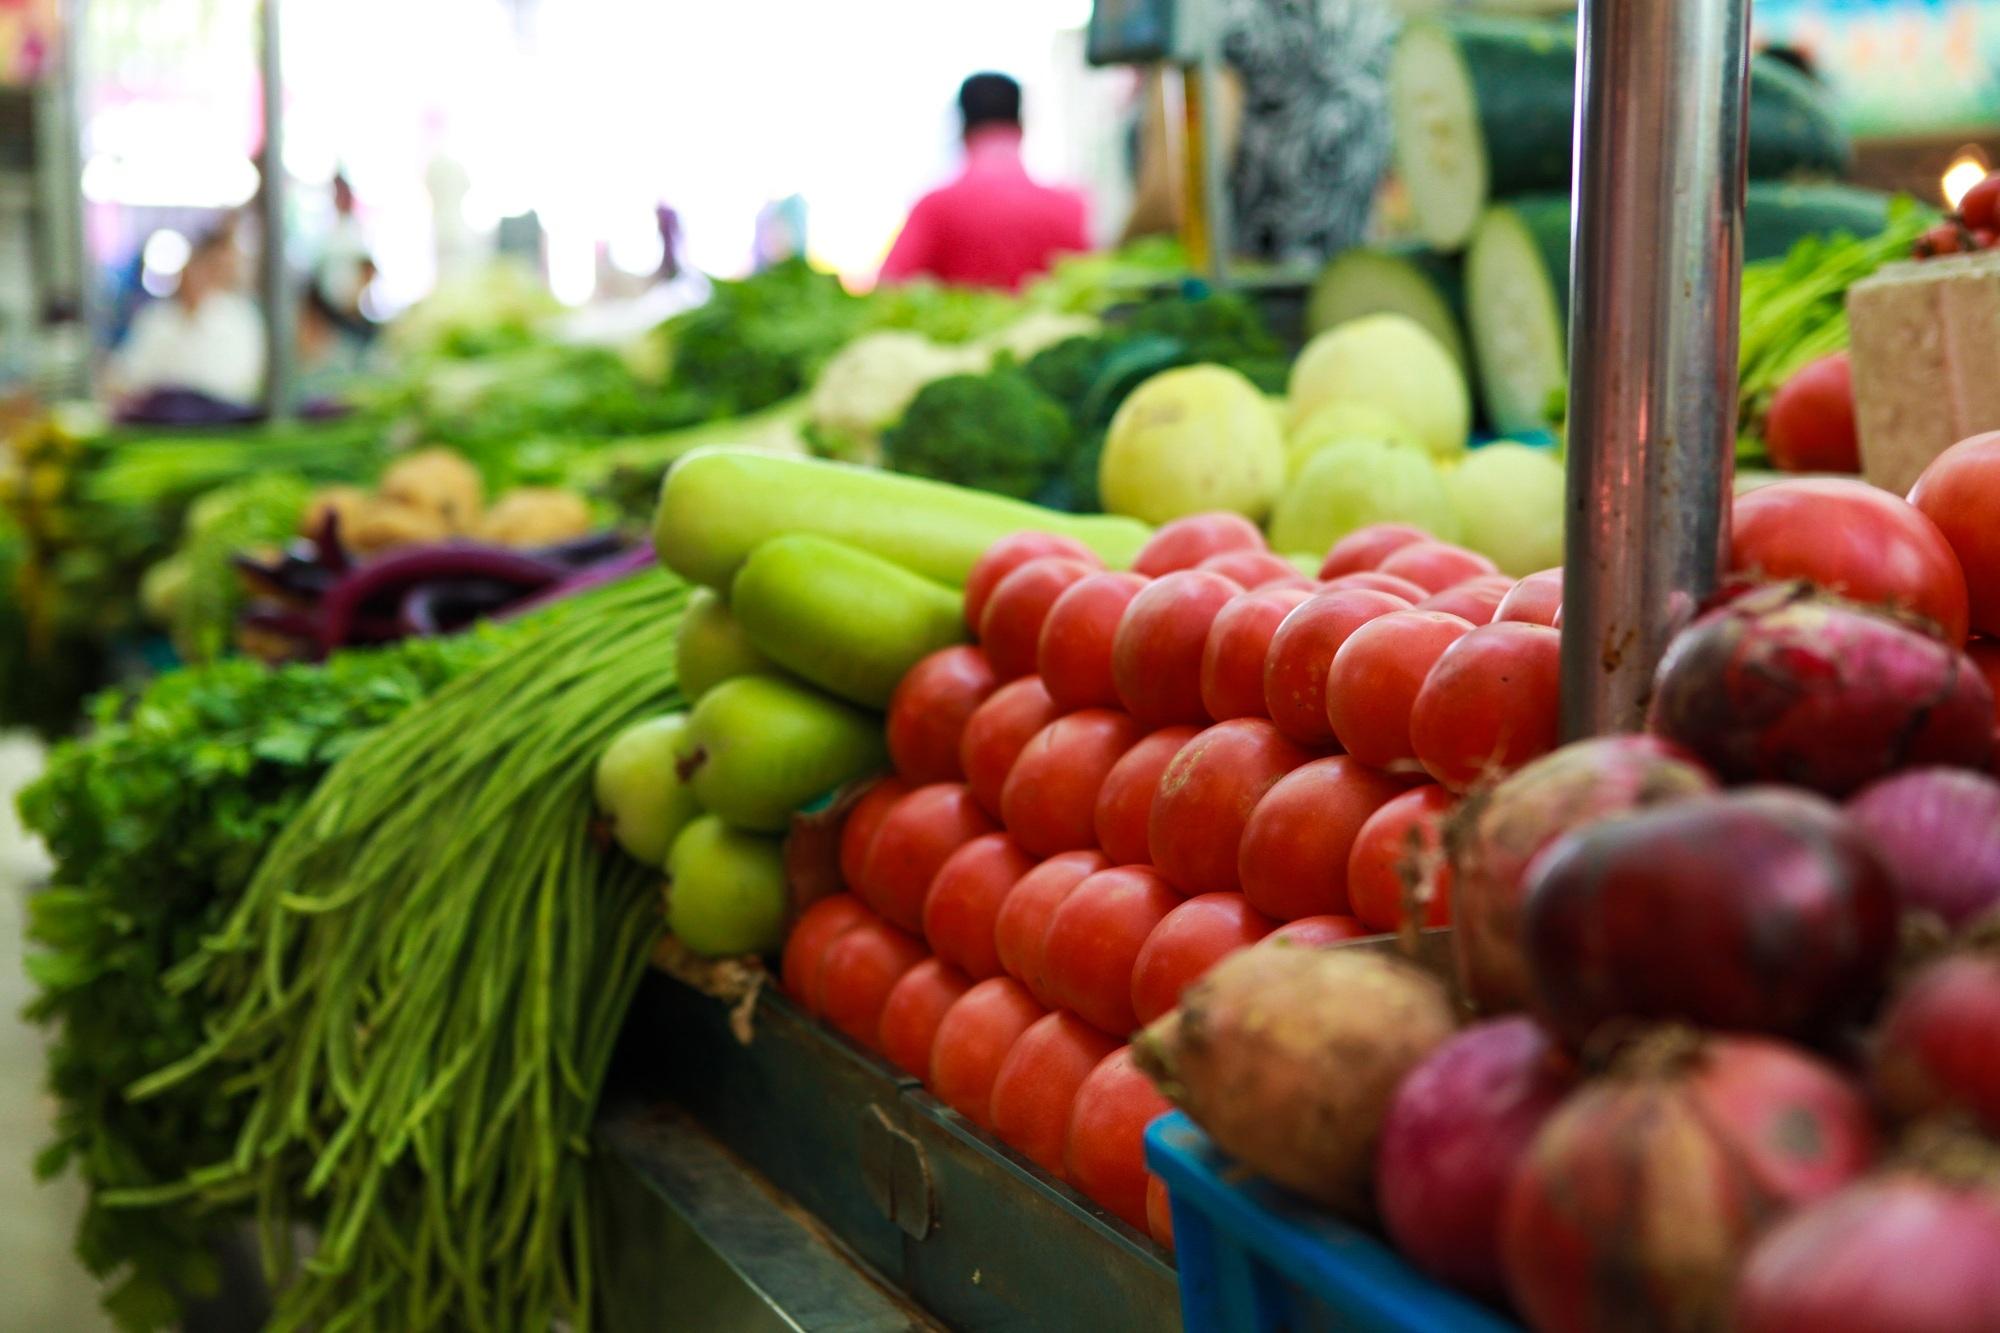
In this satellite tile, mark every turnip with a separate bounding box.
[674,587,777,701]
[1135,945,1455,1215]
[665,816,788,957]
[592,712,699,867]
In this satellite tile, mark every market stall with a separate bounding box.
[14,0,2000,1330]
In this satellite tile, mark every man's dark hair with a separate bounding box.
[959,72,1022,134]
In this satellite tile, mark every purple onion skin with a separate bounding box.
[1847,768,2000,927]
[1522,788,1900,1048]
[1735,1173,2000,1333]
[1376,1018,1575,1302]
[1648,587,1995,797]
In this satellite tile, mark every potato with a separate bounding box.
[379,449,484,532]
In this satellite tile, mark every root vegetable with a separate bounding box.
[1378,1018,1575,1302]
[1135,946,1456,1215]
[1875,948,2000,1134]
[1523,788,1898,1045]
[1502,1029,1876,1333]
[1446,736,1715,1013]
[1846,767,2000,927]
[1648,585,1996,795]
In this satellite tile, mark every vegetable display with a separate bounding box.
[127,570,691,1331]
[19,632,504,1330]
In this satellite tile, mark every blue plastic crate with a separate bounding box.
[1146,1113,1521,1333]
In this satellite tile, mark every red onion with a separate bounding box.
[1522,788,1899,1046]
[1847,767,2000,927]
[1735,1134,2000,1333]
[1504,1029,1876,1333]
[1376,1018,1575,1302]
[1648,584,1995,796]
[1875,948,2000,1134]
[1446,736,1715,1013]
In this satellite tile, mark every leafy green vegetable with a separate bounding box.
[18,632,503,1330]
[135,569,691,1332]
[1737,198,1932,460]
[884,371,1077,501]
[157,473,315,664]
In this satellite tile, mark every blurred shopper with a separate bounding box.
[314,172,376,337]
[1125,0,1396,264]
[879,72,1091,291]
[107,226,266,409]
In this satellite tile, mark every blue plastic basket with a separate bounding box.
[1146,1113,1521,1333]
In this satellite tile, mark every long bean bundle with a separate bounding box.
[132,567,691,1330]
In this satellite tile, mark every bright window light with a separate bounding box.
[1943,151,1989,211]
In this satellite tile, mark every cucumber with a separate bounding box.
[655,448,1151,589]
[1465,200,1571,436]
[677,674,888,833]
[1465,184,1899,433]
[1306,246,1469,373]
[1390,16,1851,250]
[731,534,966,708]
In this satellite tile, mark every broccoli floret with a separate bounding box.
[883,371,1074,501]
[1021,335,1118,420]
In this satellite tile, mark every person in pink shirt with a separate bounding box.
[879,73,1091,292]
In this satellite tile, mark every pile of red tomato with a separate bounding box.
[1915,168,2000,257]
[776,512,1570,1244]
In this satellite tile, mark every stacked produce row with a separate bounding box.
[687,463,1578,1242]
[1135,434,2000,1331]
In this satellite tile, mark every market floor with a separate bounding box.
[0,733,113,1332]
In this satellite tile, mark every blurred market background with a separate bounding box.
[0,0,1997,1328]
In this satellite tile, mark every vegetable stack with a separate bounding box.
[131,568,692,1331]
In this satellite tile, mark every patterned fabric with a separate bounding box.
[1220,0,1397,264]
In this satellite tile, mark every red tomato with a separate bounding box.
[1376,542,1501,593]
[1733,477,1970,645]
[1409,622,1562,791]
[1196,549,1307,590]
[858,783,997,932]
[960,677,1061,818]
[1325,610,1476,769]
[1494,569,1563,627]
[1322,570,1431,602]
[988,1011,1119,1178]
[1262,588,1412,747]
[1133,512,1267,577]
[929,977,1045,1125]
[1416,575,1514,627]
[1146,1175,1175,1250]
[815,920,929,1051]
[1065,1046,1173,1230]
[1093,726,1201,866]
[993,849,1109,1005]
[1973,642,2000,769]
[1043,866,1182,1036]
[1113,571,1244,727]
[1001,710,1146,856]
[965,532,1100,633]
[1238,756,1412,920]
[981,557,1098,681]
[780,894,873,1012]
[923,833,1037,980]
[1916,222,1966,258]
[1911,433,2000,640]
[1038,572,1148,712]
[1765,352,1860,474]
[1348,784,1456,931]
[1266,914,1376,948]
[1963,172,2000,230]
[1319,523,1433,579]
[877,958,973,1078]
[1129,892,1277,1024]
[839,776,912,893]
[1200,586,1314,722]
[886,647,997,784]
[1149,720,1312,896]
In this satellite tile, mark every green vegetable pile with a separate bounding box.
[19,632,504,1330]
[885,289,1288,511]
[146,473,316,664]
[1737,199,1932,461]
[134,567,691,1331]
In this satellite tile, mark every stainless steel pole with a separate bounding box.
[258,0,292,420]
[1559,0,1751,738]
